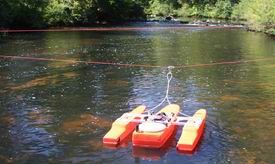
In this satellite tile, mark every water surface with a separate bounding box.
[0,25,275,163]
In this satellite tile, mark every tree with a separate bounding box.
[0,0,47,28]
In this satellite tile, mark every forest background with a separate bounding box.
[0,0,274,34]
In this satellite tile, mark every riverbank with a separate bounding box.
[0,1,274,36]
[146,0,275,36]
[146,15,274,36]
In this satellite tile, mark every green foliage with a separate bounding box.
[232,0,275,32]
[266,28,275,35]
[43,0,96,25]
[176,0,233,19]
[0,1,11,27]
[44,0,72,25]
[148,0,174,16]
[0,0,47,28]
[101,0,146,20]
[0,0,147,28]
[146,0,182,17]
[178,4,204,17]
[0,0,274,35]
[202,4,216,17]
[213,0,232,18]
[78,0,146,22]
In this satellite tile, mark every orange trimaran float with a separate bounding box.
[103,66,207,152]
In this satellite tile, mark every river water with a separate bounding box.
[0,24,275,163]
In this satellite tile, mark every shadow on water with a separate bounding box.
[0,25,275,163]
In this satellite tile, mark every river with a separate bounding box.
[0,24,275,163]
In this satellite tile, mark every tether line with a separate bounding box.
[1,55,275,69]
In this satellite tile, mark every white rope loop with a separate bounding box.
[165,71,172,105]
[147,66,174,113]
[145,66,192,117]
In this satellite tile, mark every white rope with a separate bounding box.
[145,66,192,118]
[147,66,174,113]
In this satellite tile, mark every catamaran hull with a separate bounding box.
[176,109,207,152]
[132,104,180,148]
[103,105,146,145]
[132,124,177,148]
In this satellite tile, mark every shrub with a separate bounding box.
[213,0,233,18]
[43,0,73,26]
[147,0,173,16]
[0,0,47,28]
[232,0,275,30]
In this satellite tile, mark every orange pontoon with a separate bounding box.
[177,109,206,151]
[103,105,206,152]
[103,105,146,145]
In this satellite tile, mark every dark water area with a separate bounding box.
[0,24,275,163]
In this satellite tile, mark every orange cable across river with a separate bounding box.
[1,55,275,69]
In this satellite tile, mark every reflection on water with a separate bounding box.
[8,72,77,91]
[60,113,112,134]
[0,25,275,163]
